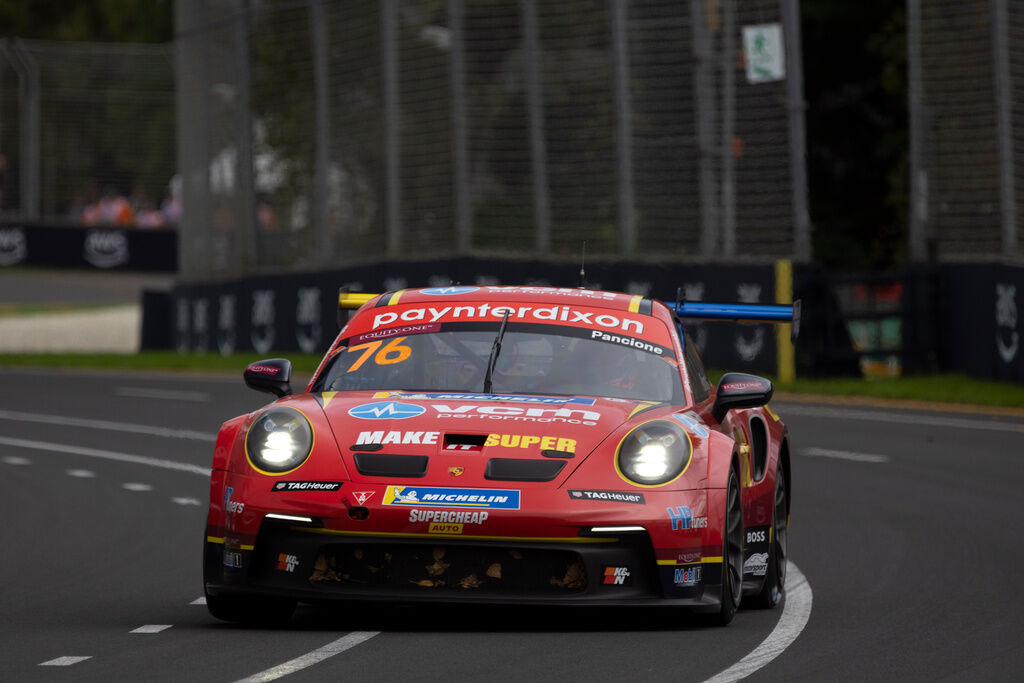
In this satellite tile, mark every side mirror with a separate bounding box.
[244,358,293,398]
[711,372,773,423]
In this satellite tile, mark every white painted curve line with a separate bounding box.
[0,408,216,442]
[775,403,1024,434]
[173,496,202,506]
[802,447,889,464]
[66,469,96,478]
[117,387,210,402]
[130,624,173,634]
[703,562,812,683]
[123,482,154,492]
[191,596,207,605]
[2,455,31,465]
[0,436,211,478]
[234,631,380,683]
[40,656,92,666]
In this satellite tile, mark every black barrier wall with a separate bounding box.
[0,223,177,271]
[167,258,783,375]
[153,258,1024,384]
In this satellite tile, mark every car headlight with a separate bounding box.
[245,407,313,474]
[616,420,692,486]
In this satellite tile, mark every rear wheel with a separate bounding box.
[706,467,743,626]
[751,466,788,609]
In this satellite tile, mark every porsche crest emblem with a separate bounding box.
[448,466,465,477]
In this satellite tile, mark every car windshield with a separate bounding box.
[315,322,684,403]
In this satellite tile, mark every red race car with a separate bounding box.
[204,285,795,625]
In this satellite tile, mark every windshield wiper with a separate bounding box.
[482,309,511,394]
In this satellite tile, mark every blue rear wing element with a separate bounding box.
[667,300,801,340]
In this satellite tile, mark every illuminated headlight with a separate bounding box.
[616,421,691,486]
[245,407,313,473]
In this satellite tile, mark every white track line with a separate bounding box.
[130,624,173,634]
[0,408,216,441]
[123,482,153,492]
[39,656,92,666]
[116,387,210,402]
[66,469,96,478]
[233,631,380,682]
[173,497,202,506]
[776,403,1024,434]
[2,455,32,465]
[191,597,207,605]
[703,562,812,683]
[0,436,210,478]
[802,447,889,463]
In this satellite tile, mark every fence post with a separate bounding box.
[907,0,927,262]
[691,0,719,258]
[235,0,257,272]
[449,0,471,252]
[382,0,401,255]
[992,0,1017,257]
[721,0,736,258]
[521,0,551,252]
[781,0,811,262]
[610,0,636,255]
[310,0,333,264]
[1,40,40,219]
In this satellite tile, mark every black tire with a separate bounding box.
[706,467,743,626]
[206,591,297,626]
[751,466,788,609]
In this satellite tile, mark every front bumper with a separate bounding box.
[206,517,724,608]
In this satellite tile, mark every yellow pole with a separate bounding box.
[775,259,795,383]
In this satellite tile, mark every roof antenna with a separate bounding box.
[577,241,587,288]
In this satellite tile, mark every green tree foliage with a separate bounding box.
[803,1,907,271]
[0,0,172,43]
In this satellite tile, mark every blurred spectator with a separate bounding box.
[161,174,182,226]
[136,199,166,229]
[83,186,134,226]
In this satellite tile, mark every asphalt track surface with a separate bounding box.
[1,367,1022,681]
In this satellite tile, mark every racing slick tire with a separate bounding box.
[750,467,788,609]
[205,591,297,626]
[704,466,743,627]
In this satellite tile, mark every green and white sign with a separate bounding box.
[743,23,785,84]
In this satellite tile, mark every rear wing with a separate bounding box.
[337,289,377,328]
[668,300,801,341]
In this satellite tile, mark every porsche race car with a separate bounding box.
[204,285,794,626]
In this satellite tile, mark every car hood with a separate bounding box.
[311,390,666,488]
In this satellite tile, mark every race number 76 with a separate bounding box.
[342,336,412,372]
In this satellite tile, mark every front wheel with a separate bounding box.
[706,467,743,626]
[751,466,788,609]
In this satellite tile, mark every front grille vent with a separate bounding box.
[484,458,566,482]
[353,453,428,477]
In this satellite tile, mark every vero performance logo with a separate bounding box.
[348,402,426,420]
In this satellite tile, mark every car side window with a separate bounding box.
[682,328,712,404]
